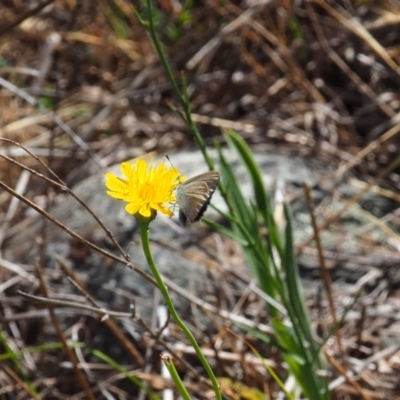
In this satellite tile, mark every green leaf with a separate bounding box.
[161,355,191,400]
[93,349,160,399]
[224,130,284,257]
[225,130,270,221]
[202,217,250,246]
[0,328,56,396]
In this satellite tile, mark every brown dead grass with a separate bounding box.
[1,0,400,399]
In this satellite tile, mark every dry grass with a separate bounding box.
[1,0,400,399]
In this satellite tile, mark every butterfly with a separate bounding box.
[176,170,220,225]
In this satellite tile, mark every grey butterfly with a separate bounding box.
[176,170,220,225]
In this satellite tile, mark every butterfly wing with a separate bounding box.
[177,171,220,225]
[177,181,209,224]
[191,170,220,222]
[197,170,220,193]
[183,170,220,186]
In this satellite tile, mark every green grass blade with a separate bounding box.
[93,349,160,400]
[161,355,191,400]
[0,328,43,396]
[225,130,269,220]
[225,129,284,256]
[202,217,250,246]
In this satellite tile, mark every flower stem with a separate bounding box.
[139,220,222,399]
[141,0,215,171]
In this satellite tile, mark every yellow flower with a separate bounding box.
[105,158,184,219]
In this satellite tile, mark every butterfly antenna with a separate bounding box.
[166,155,176,171]
[165,155,180,215]
[166,155,184,181]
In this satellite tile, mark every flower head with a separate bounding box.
[105,158,184,220]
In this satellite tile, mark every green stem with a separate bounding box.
[161,355,191,400]
[143,0,214,170]
[139,220,222,400]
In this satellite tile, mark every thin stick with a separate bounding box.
[297,153,400,255]
[34,262,96,400]
[303,183,343,358]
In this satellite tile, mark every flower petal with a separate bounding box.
[105,157,182,221]
[105,173,128,193]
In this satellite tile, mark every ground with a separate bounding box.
[0,1,400,399]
